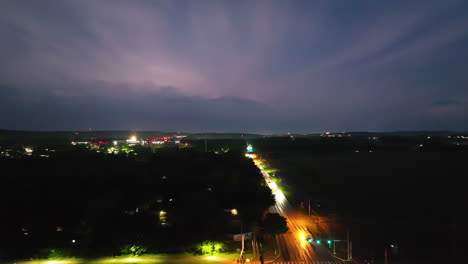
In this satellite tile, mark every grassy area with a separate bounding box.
[13,254,235,264]
[82,260,225,264]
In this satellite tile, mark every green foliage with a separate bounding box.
[120,244,147,256]
[194,241,226,255]
[261,213,288,236]
[120,144,133,154]
[34,248,73,260]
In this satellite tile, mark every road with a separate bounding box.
[254,158,346,264]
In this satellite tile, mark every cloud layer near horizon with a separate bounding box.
[1,0,468,132]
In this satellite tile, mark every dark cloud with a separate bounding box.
[3,81,465,133]
[1,0,468,132]
[431,99,462,106]
[0,82,277,133]
[426,99,468,123]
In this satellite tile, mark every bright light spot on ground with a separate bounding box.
[273,190,286,204]
[245,153,257,159]
[122,258,143,262]
[298,230,309,248]
[204,256,223,261]
[16,260,79,264]
[45,261,75,264]
[268,181,278,190]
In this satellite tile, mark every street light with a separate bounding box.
[385,243,397,264]
[231,210,250,264]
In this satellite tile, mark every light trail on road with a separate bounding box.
[254,158,345,264]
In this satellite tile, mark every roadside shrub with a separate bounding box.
[193,240,226,255]
[120,244,147,256]
[34,248,73,259]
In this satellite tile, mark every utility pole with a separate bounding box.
[308,200,311,216]
[241,234,245,254]
[384,246,388,264]
[204,135,207,152]
[331,213,336,253]
[347,228,351,261]
[252,235,256,258]
[251,236,254,258]
[259,235,265,264]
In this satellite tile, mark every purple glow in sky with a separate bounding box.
[1,0,468,133]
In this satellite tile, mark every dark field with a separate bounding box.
[266,151,464,262]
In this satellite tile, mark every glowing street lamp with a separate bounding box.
[246,144,253,153]
[127,135,139,144]
[385,244,397,264]
[231,209,238,216]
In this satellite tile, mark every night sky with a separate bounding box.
[1,0,468,133]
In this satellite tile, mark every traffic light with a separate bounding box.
[307,238,313,243]
[246,144,253,152]
[327,240,332,245]
[316,240,321,244]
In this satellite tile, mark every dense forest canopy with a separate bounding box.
[0,147,274,260]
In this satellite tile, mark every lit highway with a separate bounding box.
[254,158,346,264]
